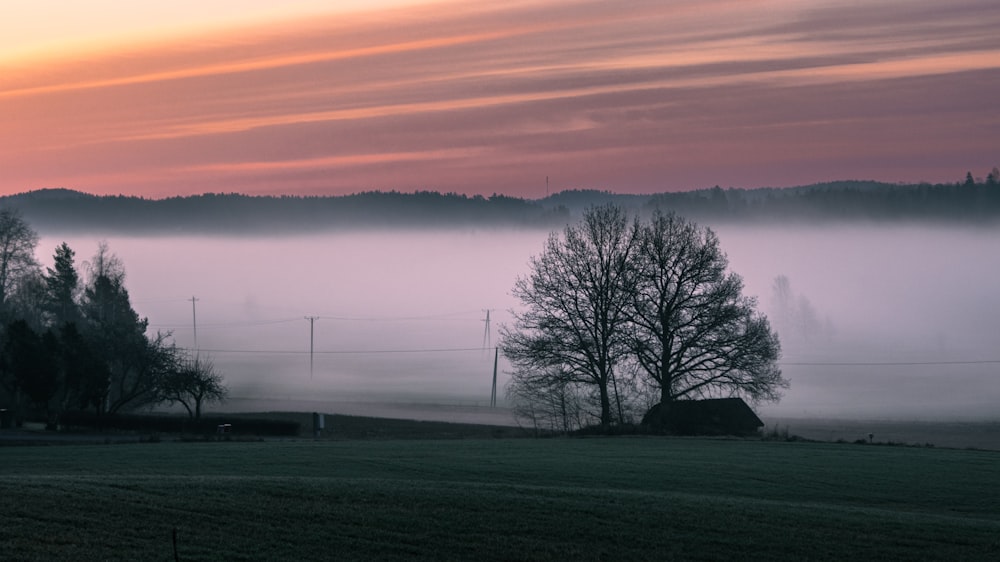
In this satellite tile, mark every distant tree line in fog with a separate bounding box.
[3,170,1000,233]
[643,173,1000,223]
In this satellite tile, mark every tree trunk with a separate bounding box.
[660,367,674,404]
[611,371,624,424]
[599,381,612,428]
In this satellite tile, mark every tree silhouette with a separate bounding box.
[44,242,81,326]
[987,167,999,186]
[80,244,170,414]
[2,320,59,418]
[0,208,39,317]
[159,355,227,419]
[627,212,784,407]
[504,207,784,431]
[502,205,639,428]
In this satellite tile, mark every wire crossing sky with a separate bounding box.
[3,0,998,198]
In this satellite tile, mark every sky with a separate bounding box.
[2,0,998,199]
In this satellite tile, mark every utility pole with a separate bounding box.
[305,316,318,379]
[482,309,494,350]
[190,296,199,350]
[490,347,498,408]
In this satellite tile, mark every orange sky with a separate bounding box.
[2,0,999,198]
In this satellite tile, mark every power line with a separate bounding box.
[151,313,483,329]
[319,310,482,322]
[782,359,1000,366]
[188,346,486,355]
[181,345,999,364]
[131,296,193,304]
[149,317,304,329]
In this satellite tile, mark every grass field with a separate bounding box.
[1,435,998,560]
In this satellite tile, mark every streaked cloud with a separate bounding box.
[1,0,998,197]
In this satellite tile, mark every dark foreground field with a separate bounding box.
[2,433,998,561]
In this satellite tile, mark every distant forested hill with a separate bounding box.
[643,180,1000,224]
[0,190,569,234]
[3,179,999,234]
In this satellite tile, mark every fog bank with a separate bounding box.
[37,223,1000,421]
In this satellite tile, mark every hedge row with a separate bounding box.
[59,411,301,436]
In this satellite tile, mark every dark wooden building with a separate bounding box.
[642,398,764,436]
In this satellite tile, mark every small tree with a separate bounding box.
[769,274,831,342]
[507,365,588,433]
[159,355,227,418]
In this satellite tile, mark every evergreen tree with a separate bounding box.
[987,167,999,186]
[44,242,81,326]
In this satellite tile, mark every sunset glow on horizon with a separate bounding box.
[2,0,998,199]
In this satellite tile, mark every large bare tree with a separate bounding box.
[628,212,785,406]
[504,208,785,431]
[501,205,639,428]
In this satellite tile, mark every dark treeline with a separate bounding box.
[3,189,568,233]
[0,210,225,429]
[644,177,1000,224]
[4,171,1000,234]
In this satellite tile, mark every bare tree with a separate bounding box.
[159,355,227,419]
[0,208,39,316]
[501,205,639,428]
[507,365,591,433]
[5,270,48,332]
[769,274,832,343]
[628,212,785,407]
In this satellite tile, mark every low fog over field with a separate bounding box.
[38,222,1000,421]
